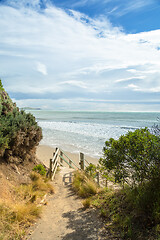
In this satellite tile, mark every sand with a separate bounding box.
[36,145,99,168]
[28,167,108,240]
[27,145,110,240]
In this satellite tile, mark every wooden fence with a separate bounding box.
[48,147,103,186]
[49,148,82,180]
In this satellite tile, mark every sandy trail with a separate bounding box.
[28,167,107,240]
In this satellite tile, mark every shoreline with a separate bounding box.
[36,144,99,168]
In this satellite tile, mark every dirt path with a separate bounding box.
[27,167,108,240]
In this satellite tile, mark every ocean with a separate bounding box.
[27,111,160,158]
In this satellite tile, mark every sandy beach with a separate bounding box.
[36,144,99,168]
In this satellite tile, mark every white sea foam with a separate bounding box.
[27,111,159,158]
[38,121,133,157]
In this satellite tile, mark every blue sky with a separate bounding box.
[0,0,160,111]
[52,0,160,33]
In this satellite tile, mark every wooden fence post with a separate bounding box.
[69,159,72,168]
[49,158,52,179]
[79,152,85,170]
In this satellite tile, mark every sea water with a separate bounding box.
[27,111,160,158]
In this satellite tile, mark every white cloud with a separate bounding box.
[0,0,160,111]
[124,0,153,12]
[14,98,160,112]
[127,84,139,89]
[59,80,87,89]
[36,62,47,75]
[127,84,160,93]
[111,0,155,17]
[115,76,145,83]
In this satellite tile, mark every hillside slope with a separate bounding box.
[0,79,42,163]
[0,79,43,199]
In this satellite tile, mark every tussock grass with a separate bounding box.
[30,171,54,194]
[0,201,27,240]
[72,170,98,198]
[11,203,41,223]
[0,172,54,240]
[82,198,91,209]
[30,171,41,181]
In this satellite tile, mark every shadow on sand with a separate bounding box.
[62,207,106,240]
[61,170,120,240]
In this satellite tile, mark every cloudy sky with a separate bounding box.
[0,0,160,111]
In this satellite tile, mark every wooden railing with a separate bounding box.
[59,149,80,170]
[49,147,104,187]
[49,148,80,180]
[49,148,60,180]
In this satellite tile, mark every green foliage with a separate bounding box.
[0,79,3,90]
[85,163,97,178]
[32,164,46,176]
[91,184,160,239]
[94,128,160,239]
[0,79,4,94]
[0,80,42,161]
[99,128,160,186]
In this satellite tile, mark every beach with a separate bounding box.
[28,110,160,159]
[36,144,99,168]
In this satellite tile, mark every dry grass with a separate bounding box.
[82,198,91,209]
[0,201,28,240]
[72,170,99,198]
[11,203,41,223]
[0,172,54,240]
[30,172,54,194]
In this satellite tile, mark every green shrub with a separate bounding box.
[32,164,46,176]
[93,182,160,239]
[96,128,160,239]
[99,128,160,186]
[85,163,97,178]
[0,79,4,90]
[0,81,42,161]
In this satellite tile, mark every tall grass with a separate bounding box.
[0,172,54,240]
[0,201,40,240]
[72,170,99,198]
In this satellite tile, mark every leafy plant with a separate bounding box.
[99,128,160,187]
[95,128,160,239]
[0,79,3,90]
[85,163,97,178]
[0,80,42,162]
[32,164,46,176]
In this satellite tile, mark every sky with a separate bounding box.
[0,0,160,111]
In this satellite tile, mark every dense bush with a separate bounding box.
[100,128,160,186]
[0,80,42,162]
[98,127,160,239]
